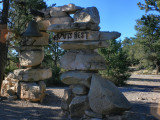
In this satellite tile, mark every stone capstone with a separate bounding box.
[47,22,100,32]
[69,96,90,118]
[13,68,52,82]
[1,77,18,97]
[61,89,74,111]
[62,4,82,14]
[60,50,106,70]
[60,41,109,50]
[61,71,92,88]
[19,81,46,102]
[88,74,131,115]
[20,32,49,46]
[71,85,88,95]
[19,47,44,67]
[74,7,100,24]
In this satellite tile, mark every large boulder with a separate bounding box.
[19,81,46,102]
[69,96,90,118]
[61,71,92,88]
[47,22,100,32]
[60,41,109,50]
[13,68,52,82]
[88,74,131,115]
[74,7,100,24]
[19,46,44,67]
[60,50,106,71]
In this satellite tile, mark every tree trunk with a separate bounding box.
[156,64,160,75]
[0,0,9,87]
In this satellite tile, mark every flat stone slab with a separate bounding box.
[52,31,120,42]
[62,4,82,14]
[61,71,92,88]
[60,41,109,50]
[13,68,52,82]
[60,50,106,71]
[47,22,100,32]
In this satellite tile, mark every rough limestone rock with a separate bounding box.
[85,109,103,119]
[38,20,51,31]
[50,7,69,17]
[19,47,44,67]
[53,31,100,42]
[61,71,92,88]
[60,50,106,70]
[1,78,18,97]
[60,41,109,50]
[69,96,89,118]
[20,32,49,46]
[19,81,46,102]
[13,68,52,82]
[88,74,131,115]
[61,89,74,111]
[100,31,121,40]
[74,7,100,24]
[72,85,88,95]
[49,17,73,24]
[47,22,100,32]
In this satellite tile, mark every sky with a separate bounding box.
[0,0,155,40]
[44,0,147,40]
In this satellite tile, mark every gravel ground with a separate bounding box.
[0,75,160,120]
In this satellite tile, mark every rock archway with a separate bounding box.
[1,4,131,119]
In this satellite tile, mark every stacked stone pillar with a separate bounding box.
[47,4,131,119]
[1,19,52,102]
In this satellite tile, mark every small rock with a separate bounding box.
[50,7,69,17]
[88,74,131,115]
[74,7,100,24]
[100,31,121,40]
[61,89,74,111]
[85,109,103,118]
[69,96,89,118]
[72,85,88,95]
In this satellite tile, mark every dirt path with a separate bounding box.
[0,75,160,120]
